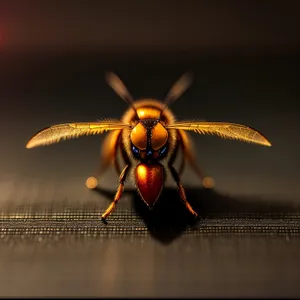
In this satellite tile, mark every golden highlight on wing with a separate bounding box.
[167,121,271,147]
[26,120,130,149]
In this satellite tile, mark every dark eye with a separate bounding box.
[132,144,140,158]
[159,145,168,157]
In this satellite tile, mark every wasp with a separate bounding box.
[26,72,271,222]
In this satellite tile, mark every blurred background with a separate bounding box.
[0,0,300,297]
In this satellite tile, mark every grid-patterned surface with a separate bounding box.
[1,186,300,239]
[1,212,300,238]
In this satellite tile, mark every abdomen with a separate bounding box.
[135,162,165,207]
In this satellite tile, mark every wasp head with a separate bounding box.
[130,108,169,162]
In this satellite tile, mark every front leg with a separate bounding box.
[168,164,198,218]
[168,137,198,218]
[101,164,131,223]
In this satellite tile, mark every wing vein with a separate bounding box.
[167,121,271,147]
[26,120,130,149]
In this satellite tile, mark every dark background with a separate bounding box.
[0,0,300,297]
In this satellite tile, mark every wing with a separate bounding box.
[26,119,130,149]
[167,121,271,147]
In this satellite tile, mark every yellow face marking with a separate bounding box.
[130,122,147,150]
[151,122,168,150]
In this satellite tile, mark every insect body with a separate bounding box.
[26,72,271,222]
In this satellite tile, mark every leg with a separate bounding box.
[168,140,198,217]
[86,130,122,189]
[178,129,215,189]
[101,164,131,222]
[178,143,186,177]
[119,137,131,166]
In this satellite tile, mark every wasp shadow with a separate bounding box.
[93,186,300,244]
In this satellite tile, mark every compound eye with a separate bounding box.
[130,122,147,150]
[132,144,140,158]
[159,145,168,157]
[151,122,168,151]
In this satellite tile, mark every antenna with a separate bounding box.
[105,72,139,117]
[159,72,193,118]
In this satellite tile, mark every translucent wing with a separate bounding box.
[167,121,271,147]
[26,120,130,149]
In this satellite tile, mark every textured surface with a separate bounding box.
[0,53,300,297]
[1,188,300,298]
